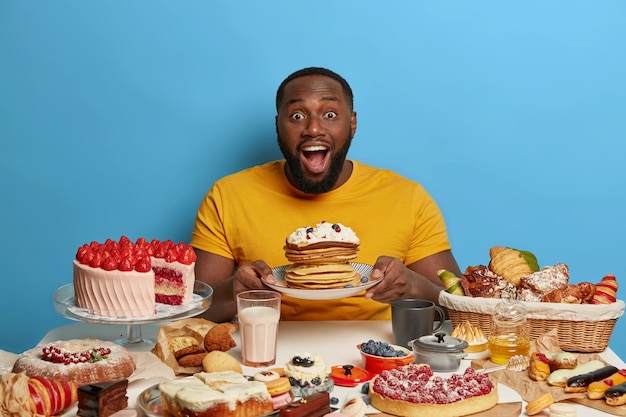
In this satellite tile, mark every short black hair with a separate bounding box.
[275,67,354,112]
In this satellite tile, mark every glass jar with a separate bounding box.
[488,298,530,364]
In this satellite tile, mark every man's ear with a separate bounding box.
[350,112,357,138]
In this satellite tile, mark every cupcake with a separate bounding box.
[284,352,334,397]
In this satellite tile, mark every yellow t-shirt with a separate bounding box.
[191,160,451,321]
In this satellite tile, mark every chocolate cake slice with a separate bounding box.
[77,379,128,417]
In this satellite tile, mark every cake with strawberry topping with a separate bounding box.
[12,339,136,387]
[283,221,362,289]
[73,237,196,318]
[369,364,498,417]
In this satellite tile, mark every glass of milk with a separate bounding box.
[236,290,281,367]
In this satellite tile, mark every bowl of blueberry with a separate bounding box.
[358,340,414,374]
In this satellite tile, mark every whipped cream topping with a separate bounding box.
[284,352,329,383]
[287,221,360,245]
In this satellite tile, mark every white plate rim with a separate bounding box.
[263,262,381,300]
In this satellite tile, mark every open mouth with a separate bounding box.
[301,145,330,174]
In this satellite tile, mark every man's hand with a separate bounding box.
[233,260,276,293]
[365,256,410,303]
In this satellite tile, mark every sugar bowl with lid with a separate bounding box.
[409,332,468,372]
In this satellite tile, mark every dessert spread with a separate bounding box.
[284,353,334,397]
[283,221,362,289]
[159,371,273,417]
[369,364,498,417]
[73,236,196,318]
[12,339,136,387]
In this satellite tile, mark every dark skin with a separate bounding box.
[195,74,463,323]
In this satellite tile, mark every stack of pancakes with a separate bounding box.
[283,221,361,289]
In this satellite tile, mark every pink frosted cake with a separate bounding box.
[73,237,196,318]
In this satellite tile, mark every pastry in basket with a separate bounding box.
[437,269,465,295]
[368,364,498,417]
[283,221,361,289]
[460,265,517,299]
[517,263,569,302]
[0,372,78,417]
[450,321,487,353]
[591,274,618,304]
[541,282,595,303]
[12,339,136,387]
[488,246,539,286]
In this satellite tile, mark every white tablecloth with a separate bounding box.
[34,320,626,417]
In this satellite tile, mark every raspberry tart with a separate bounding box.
[73,236,196,318]
[368,364,498,417]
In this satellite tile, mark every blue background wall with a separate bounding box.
[1,2,625,358]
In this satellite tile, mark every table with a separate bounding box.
[40,320,626,417]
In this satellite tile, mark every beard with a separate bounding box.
[278,135,352,194]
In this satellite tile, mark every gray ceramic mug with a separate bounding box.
[391,299,445,348]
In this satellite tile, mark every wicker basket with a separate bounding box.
[439,291,625,352]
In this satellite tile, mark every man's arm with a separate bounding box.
[405,249,462,304]
[194,248,238,322]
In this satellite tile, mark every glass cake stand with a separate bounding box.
[53,281,213,351]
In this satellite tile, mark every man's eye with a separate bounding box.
[290,112,304,121]
[325,111,337,119]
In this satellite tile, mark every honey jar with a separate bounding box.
[488,298,530,364]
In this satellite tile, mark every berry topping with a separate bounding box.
[361,340,408,357]
[332,224,341,232]
[75,237,195,271]
[41,345,111,365]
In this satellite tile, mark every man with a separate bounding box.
[191,67,462,323]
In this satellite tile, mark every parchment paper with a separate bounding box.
[471,329,626,416]
[150,317,217,376]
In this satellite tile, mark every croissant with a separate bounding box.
[0,372,78,417]
[541,282,595,304]
[488,246,539,286]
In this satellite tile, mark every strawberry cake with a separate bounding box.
[369,364,498,417]
[73,236,196,318]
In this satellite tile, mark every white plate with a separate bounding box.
[263,263,381,300]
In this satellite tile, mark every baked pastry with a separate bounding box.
[283,221,361,289]
[437,269,465,295]
[460,265,517,299]
[591,274,618,304]
[340,397,367,417]
[605,381,626,406]
[76,379,128,417]
[565,365,618,393]
[369,364,498,417]
[202,351,243,374]
[541,282,595,303]
[587,369,626,399]
[204,322,238,352]
[549,402,577,417]
[517,263,569,302]
[525,392,554,415]
[73,237,196,318]
[546,352,577,372]
[284,353,333,397]
[528,352,551,381]
[450,321,487,353]
[12,339,136,387]
[159,371,273,417]
[488,246,539,286]
[546,360,605,387]
[253,372,293,409]
[0,372,78,417]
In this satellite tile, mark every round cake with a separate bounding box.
[12,339,136,387]
[73,236,196,318]
[369,364,498,417]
